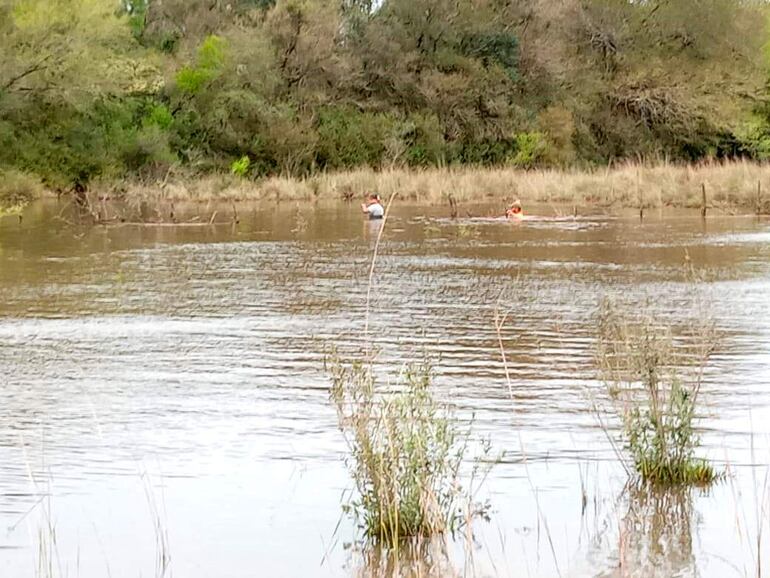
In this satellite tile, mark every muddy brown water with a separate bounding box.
[1,200,770,577]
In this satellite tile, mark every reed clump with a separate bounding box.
[328,357,488,545]
[596,297,720,486]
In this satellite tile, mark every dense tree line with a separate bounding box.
[1,0,769,191]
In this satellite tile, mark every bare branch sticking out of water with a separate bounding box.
[493,279,564,577]
[364,193,397,360]
[140,470,172,578]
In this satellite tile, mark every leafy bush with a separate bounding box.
[120,125,177,174]
[252,104,317,175]
[459,32,519,80]
[538,106,576,167]
[316,107,398,169]
[176,35,227,94]
[401,113,446,166]
[10,105,116,189]
[736,115,770,160]
[144,105,174,130]
[123,0,148,39]
[0,96,179,189]
[175,69,212,95]
[230,155,250,177]
[511,132,547,168]
[454,138,517,165]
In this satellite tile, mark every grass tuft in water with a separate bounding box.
[328,357,489,545]
[596,297,720,486]
[0,168,41,214]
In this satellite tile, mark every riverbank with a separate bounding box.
[108,161,770,213]
[6,161,770,215]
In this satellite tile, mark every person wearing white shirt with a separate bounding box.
[361,193,384,220]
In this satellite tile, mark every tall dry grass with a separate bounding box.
[112,160,770,211]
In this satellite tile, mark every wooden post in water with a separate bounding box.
[701,183,707,219]
[448,194,458,219]
[757,180,763,216]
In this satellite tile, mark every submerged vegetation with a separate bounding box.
[328,357,489,545]
[3,0,770,204]
[596,297,720,486]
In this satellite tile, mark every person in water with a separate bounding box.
[506,199,524,219]
[362,193,384,220]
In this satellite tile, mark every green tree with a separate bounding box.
[2,0,770,187]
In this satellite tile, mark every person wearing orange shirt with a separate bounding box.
[505,199,524,220]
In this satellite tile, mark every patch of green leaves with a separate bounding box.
[512,132,547,169]
[230,155,250,177]
[176,35,227,94]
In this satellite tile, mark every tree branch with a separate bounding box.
[2,54,53,91]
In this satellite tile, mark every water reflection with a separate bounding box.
[348,537,460,578]
[599,483,697,578]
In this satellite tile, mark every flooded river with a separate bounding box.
[1,200,770,577]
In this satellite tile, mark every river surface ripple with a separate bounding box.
[1,202,770,577]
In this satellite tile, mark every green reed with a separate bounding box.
[596,297,720,486]
[328,357,489,545]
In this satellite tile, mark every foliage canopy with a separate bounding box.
[2,0,770,190]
